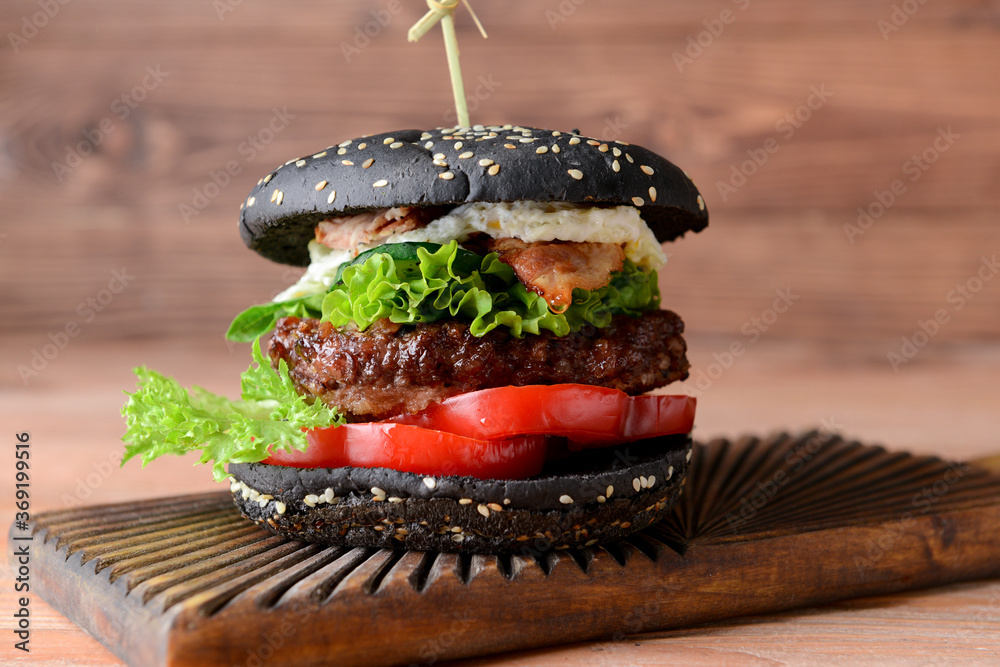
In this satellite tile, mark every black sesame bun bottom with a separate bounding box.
[228,435,691,553]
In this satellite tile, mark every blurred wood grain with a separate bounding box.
[2,0,999,351]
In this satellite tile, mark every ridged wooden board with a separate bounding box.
[9,432,1000,667]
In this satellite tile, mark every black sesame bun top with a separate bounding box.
[239,125,709,266]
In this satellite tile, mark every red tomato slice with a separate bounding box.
[262,385,695,480]
[386,385,696,448]
[264,423,548,480]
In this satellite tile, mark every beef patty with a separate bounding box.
[269,311,689,420]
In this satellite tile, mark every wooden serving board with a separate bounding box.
[9,432,1000,667]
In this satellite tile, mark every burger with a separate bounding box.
[122,124,708,553]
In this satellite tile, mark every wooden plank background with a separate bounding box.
[2,1,1000,664]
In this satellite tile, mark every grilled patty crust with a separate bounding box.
[269,311,690,420]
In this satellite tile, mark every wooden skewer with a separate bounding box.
[408,0,488,128]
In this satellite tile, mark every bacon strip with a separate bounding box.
[315,206,448,252]
[485,238,625,311]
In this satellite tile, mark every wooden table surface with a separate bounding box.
[3,0,1000,664]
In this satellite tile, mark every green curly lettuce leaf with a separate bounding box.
[121,338,342,481]
[332,241,483,285]
[321,241,660,337]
